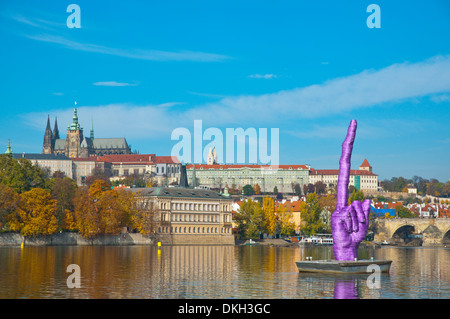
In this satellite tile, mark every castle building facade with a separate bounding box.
[43,104,131,158]
[308,158,380,192]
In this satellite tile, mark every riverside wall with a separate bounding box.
[0,232,154,246]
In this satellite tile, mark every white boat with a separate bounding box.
[299,234,333,245]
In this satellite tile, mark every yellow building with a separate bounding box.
[130,187,234,245]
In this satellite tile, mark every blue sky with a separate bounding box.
[0,0,449,181]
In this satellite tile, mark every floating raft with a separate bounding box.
[296,259,392,274]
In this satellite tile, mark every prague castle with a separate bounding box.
[43,104,131,158]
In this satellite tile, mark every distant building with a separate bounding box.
[309,159,379,192]
[186,164,310,193]
[129,187,234,245]
[98,154,181,186]
[43,104,132,158]
[12,153,74,179]
[406,184,417,195]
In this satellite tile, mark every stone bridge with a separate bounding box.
[373,218,450,246]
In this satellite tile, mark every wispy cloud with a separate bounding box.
[24,33,231,62]
[248,74,278,79]
[7,11,232,63]
[93,81,138,87]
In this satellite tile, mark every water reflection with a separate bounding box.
[0,245,448,298]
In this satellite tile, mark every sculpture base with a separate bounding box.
[296,259,392,274]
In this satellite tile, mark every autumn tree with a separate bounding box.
[73,180,141,238]
[262,196,277,237]
[277,204,295,237]
[8,188,58,237]
[253,183,262,195]
[318,194,336,233]
[130,197,157,235]
[313,181,326,194]
[0,184,19,230]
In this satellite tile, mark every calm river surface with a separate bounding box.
[0,245,449,299]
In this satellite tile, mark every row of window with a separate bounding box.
[158,226,231,234]
[163,202,227,212]
[172,214,218,222]
[168,213,231,223]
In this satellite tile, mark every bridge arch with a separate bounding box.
[391,224,422,245]
[443,228,450,245]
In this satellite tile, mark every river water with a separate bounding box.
[0,245,449,299]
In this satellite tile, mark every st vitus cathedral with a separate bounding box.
[43,103,131,158]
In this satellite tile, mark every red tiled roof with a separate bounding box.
[310,169,377,176]
[277,200,303,212]
[72,157,99,162]
[186,164,308,170]
[360,158,372,168]
[96,154,155,164]
[153,156,180,164]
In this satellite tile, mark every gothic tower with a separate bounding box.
[65,103,84,158]
[42,115,53,154]
[52,117,60,140]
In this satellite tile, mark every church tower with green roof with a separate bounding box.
[65,102,84,158]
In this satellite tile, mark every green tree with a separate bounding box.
[348,189,365,204]
[395,206,416,218]
[293,183,302,196]
[243,184,255,196]
[235,199,264,239]
[273,186,279,195]
[300,193,325,236]
[0,155,48,193]
[51,177,78,228]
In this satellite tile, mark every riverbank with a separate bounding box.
[236,238,297,247]
[0,232,153,246]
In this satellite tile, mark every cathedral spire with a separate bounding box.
[43,115,53,154]
[5,139,12,157]
[53,117,60,140]
[68,101,82,131]
[45,114,52,131]
[90,116,94,139]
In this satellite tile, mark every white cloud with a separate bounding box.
[93,81,138,87]
[430,94,450,103]
[194,55,450,125]
[248,74,278,79]
[23,55,450,140]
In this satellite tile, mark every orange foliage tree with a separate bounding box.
[8,188,58,237]
[73,180,142,238]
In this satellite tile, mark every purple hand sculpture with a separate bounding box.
[331,120,371,261]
